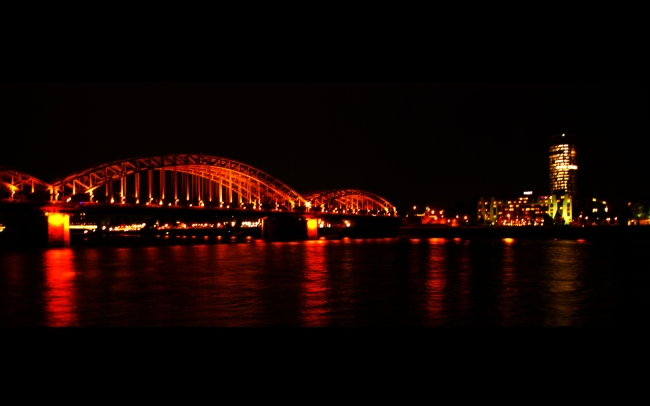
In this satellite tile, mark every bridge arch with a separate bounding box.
[50,154,306,209]
[0,166,52,200]
[303,189,397,215]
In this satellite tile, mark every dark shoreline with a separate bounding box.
[2,225,650,249]
[398,225,650,240]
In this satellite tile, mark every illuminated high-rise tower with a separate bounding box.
[549,133,577,197]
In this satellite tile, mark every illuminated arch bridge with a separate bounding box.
[303,189,396,214]
[0,165,51,198]
[1,154,397,215]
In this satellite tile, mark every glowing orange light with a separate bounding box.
[502,238,514,243]
[47,212,65,227]
[306,219,318,239]
[47,212,70,247]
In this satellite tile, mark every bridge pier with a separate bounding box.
[306,218,318,239]
[45,212,70,247]
[2,210,70,247]
[262,216,316,241]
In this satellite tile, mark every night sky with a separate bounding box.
[1,83,646,212]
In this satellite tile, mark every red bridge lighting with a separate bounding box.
[1,154,397,216]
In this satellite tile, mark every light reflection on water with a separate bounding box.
[300,240,330,327]
[43,249,78,327]
[542,241,586,327]
[425,243,447,326]
[0,238,646,326]
[498,239,518,326]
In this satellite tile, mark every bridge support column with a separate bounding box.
[3,210,70,247]
[262,216,312,241]
[46,212,70,247]
[306,219,318,239]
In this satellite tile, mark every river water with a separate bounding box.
[0,237,646,326]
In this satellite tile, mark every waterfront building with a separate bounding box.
[581,197,615,225]
[406,207,460,226]
[625,201,650,226]
[478,191,573,226]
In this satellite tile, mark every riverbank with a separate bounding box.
[398,225,650,240]
[3,224,650,249]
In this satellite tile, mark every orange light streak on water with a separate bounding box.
[43,249,78,327]
[301,241,330,326]
[426,245,447,325]
[498,240,518,325]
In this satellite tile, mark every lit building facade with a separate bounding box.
[478,192,573,226]
[549,133,577,197]
[583,197,616,225]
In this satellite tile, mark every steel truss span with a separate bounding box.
[0,166,51,199]
[50,154,306,209]
[4,155,397,215]
[303,189,397,214]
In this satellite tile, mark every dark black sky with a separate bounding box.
[1,83,646,211]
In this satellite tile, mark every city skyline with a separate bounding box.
[2,84,649,328]
[1,83,646,212]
